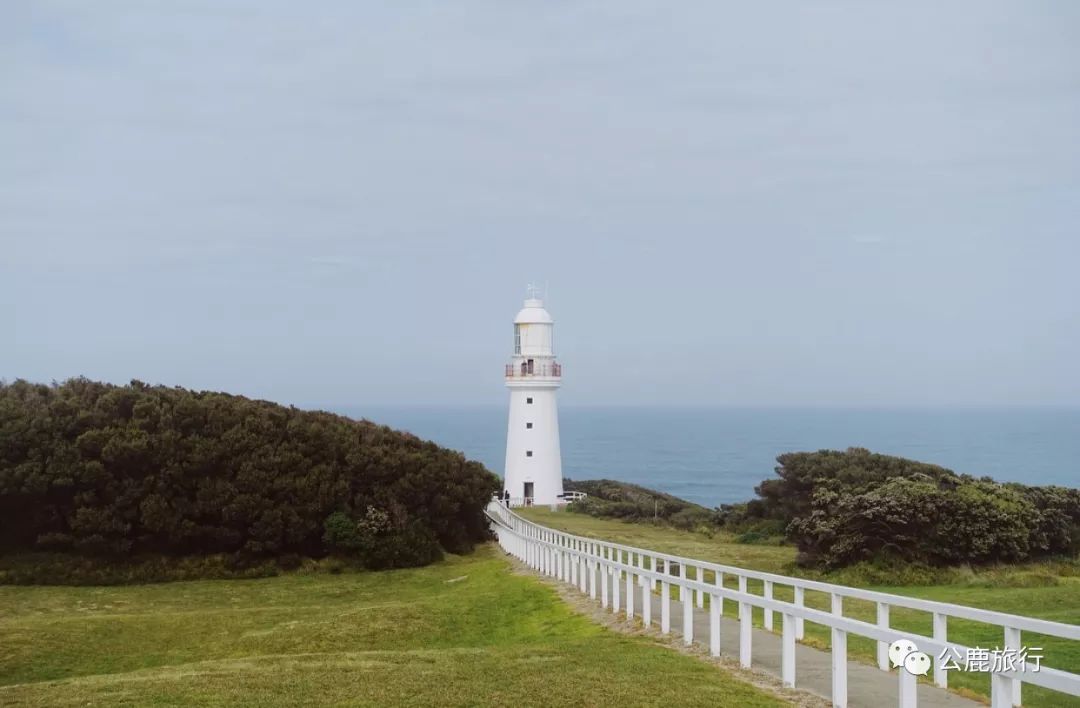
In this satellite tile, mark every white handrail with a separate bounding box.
[485,500,1080,708]
[495,492,587,509]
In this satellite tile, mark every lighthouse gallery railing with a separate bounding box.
[505,362,562,378]
[485,500,1080,708]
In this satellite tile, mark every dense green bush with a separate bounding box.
[0,378,500,573]
[744,448,1080,569]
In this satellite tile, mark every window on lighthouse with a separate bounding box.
[526,397,533,404]
[526,450,533,457]
[514,325,521,354]
[526,422,533,429]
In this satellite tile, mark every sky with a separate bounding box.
[2,2,1079,407]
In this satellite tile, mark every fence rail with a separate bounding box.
[485,500,1080,708]
[499,491,587,509]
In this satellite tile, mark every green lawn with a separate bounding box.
[522,508,1080,708]
[0,545,785,707]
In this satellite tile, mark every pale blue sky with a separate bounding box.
[3,2,1079,406]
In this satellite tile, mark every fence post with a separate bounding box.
[612,552,621,614]
[569,541,577,586]
[601,550,609,609]
[991,671,1012,708]
[696,565,705,608]
[710,592,721,657]
[899,661,916,708]
[715,571,724,619]
[661,559,671,634]
[681,562,693,644]
[831,593,846,708]
[1004,626,1021,707]
[579,544,588,593]
[569,539,577,589]
[832,628,848,708]
[764,580,774,631]
[877,603,890,671]
[933,613,947,688]
[625,554,634,619]
[642,573,652,627]
[739,599,752,668]
[782,612,796,687]
[794,585,805,640]
[572,544,579,591]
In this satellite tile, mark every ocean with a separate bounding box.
[332,406,1080,508]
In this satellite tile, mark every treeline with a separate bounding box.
[723,448,1080,569]
[0,378,500,572]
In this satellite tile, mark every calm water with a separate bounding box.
[333,406,1080,507]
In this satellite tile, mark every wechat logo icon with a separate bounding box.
[889,639,932,676]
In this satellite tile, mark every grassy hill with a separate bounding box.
[0,545,785,707]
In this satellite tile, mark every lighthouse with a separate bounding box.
[503,288,564,506]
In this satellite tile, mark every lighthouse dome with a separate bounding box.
[514,298,554,324]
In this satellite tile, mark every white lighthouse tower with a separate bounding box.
[503,287,564,506]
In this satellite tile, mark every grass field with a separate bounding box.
[522,508,1080,708]
[0,545,786,707]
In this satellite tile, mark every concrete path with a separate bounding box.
[579,574,981,708]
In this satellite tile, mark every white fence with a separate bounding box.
[499,491,587,509]
[486,500,1080,708]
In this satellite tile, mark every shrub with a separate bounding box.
[744,449,1079,570]
[0,378,500,572]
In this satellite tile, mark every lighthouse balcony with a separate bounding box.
[505,362,562,379]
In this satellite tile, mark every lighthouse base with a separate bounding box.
[503,385,564,506]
